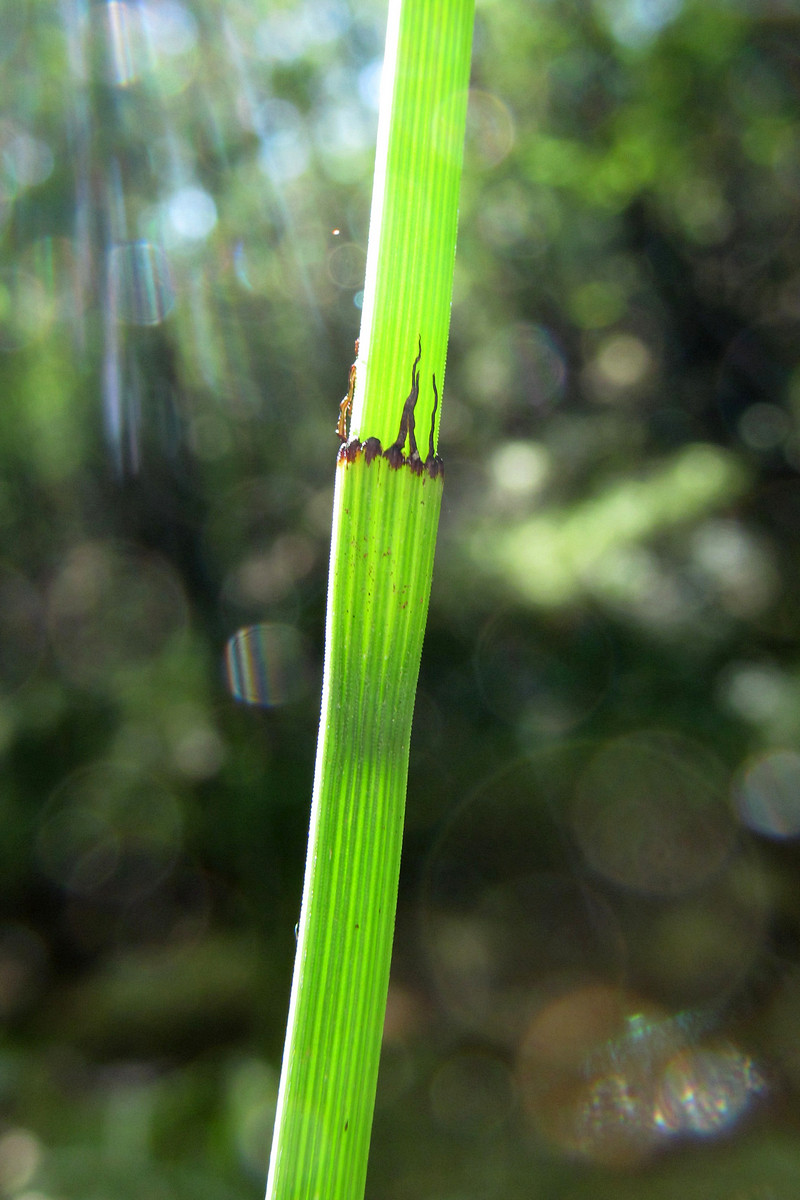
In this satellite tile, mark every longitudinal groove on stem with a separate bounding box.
[266,0,472,1194]
[266,452,443,1199]
[352,0,472,449]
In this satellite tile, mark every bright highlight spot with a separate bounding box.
[655,1044,764,1135]
[254,3,343,63]
[104,0,147,86]
[258,129,310,183]
[518,986,765,1166]
[476,444,746,608]
[721,661,795,729]
[3,132,53,189]
[596,0,684,47]
[0,1129,42,1193]
[143,0,198,57]
[357,58,383,111]
[489,440,550,499]
[593,333,652,390]
[166,186,218,241]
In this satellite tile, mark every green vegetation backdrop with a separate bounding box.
[1,0,800,1197]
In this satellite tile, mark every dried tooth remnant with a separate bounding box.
[424,374,444,478]
[336,339,359,442]
[337,337,443,479]
[384,337,422,468]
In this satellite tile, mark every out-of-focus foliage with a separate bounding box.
[1,0,800,1196]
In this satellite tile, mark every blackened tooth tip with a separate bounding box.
[363,436,382,463]
[428,373,440,461]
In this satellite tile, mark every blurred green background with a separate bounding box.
[2,0,800,1196]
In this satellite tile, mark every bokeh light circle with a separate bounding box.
[570,732,736,897]
[474,610,614,738]
[518,986,765,1166]
[0,268,55,351]
[0,563,45,695]
[47,541,188,690]
[37,761,183,902]
[733,749,800,839]
[224,623,312,708]
[421,750,626,1045]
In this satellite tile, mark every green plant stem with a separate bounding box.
[265,2,473,1197]
[354,0,473,444]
